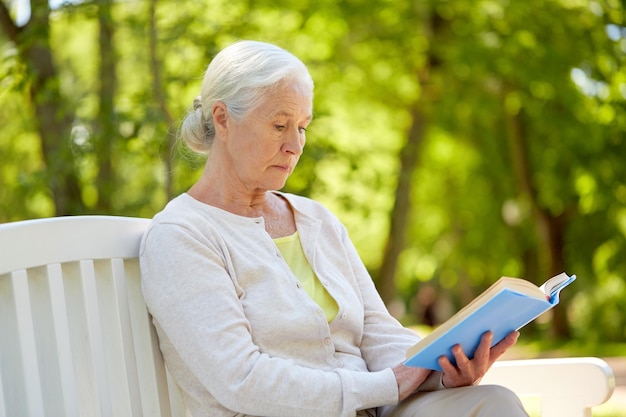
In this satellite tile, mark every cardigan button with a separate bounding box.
[323,337,332,345]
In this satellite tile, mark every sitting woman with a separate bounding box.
[139,40,528,417]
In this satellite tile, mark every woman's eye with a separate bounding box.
[298,127,307,134]
[275,125,285,131]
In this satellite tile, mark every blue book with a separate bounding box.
[404,272,576,370]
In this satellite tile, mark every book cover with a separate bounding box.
[404,273,576,371]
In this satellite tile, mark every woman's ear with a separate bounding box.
[212,102,229,138]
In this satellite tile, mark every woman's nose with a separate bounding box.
[282,129,304,156]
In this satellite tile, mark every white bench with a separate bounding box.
[0,216,615,417]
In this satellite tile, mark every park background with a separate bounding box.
[1,0,625,414]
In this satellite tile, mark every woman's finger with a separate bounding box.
[489,331,519,364]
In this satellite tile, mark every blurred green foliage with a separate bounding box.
[0,0,624,344]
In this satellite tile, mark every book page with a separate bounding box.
[539,273,575,298]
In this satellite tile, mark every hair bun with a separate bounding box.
[193,96,202,110]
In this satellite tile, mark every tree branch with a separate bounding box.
[0,0,21,43]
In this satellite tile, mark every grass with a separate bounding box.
[592,404,623,417]
[521,399,623,417]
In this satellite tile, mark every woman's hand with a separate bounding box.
[391,364,432,400]
[439,330,519,388]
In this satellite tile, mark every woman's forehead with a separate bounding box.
[258,84,313,119]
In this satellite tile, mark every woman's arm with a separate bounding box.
[140,221,398,417]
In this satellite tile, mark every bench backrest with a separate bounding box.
[0,216,187,417]
[1,216,616,417]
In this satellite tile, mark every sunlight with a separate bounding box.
[14,0,79,26]
[570,67,610,99]
[606,24,625,41]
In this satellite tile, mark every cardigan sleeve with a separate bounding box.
[140,220,400,417]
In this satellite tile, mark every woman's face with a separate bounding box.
[221,81,313,193]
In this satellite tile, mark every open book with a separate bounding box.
[404,272,576,370]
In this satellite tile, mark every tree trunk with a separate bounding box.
[94,0,116,212]
[378,105,426,304]
[149,0,177,201]
[0,0,84,215]
[505,107,571,338]
[377,5,443,305]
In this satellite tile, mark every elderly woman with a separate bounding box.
[139,40,528,417]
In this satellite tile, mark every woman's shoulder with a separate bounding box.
[151,193,201,224]
[153,193,235,223]
[143,194,249,252]
[150,193,263,235]
[148,194,225,237]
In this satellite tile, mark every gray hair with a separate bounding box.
[180,40,314,154]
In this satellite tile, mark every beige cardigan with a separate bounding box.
[140,193,437,417]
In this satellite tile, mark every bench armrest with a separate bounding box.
[481,357,615,417]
